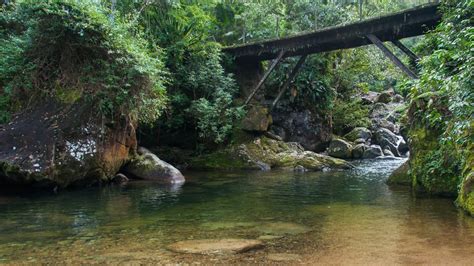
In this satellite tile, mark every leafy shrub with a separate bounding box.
[0,0,167,124]
[331,99,371,135]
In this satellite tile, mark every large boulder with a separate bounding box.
[344,127,372,142]
[241,105,272,132]
[374,128,407,156]
[327,138,353,159]
[271,103,332,152]
[0,100,136,188]
[124,147,185,184]
[189,136,352,171]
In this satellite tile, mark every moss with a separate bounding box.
[387,161,411,185]
[55,85,82,104]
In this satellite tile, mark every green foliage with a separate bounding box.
[0,0,167,124]
[331,99,371,135]
[406,0,473,212]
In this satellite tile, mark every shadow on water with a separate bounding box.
[0,158,473,264]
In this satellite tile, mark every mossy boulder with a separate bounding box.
[124,147,185,184]
[387,160,411,185]
[375,92,392,103]
[189,136,352,171]
[327,138,353,159]
[241,105,272,132]
[406,93,473,215]
[344,127,372,142]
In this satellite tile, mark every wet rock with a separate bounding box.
[375,128,400,147]
[352,144,368,159]
[344,127,372,142]
[398,140,409,154]
[167,239,263,255]
[383,148,395,157]
[271,103,332,152]
[112,173,129,185]
[124,147,185,184]
[363,145,383,159]
[387,160,411,185]
[354,138,366,144]
[241,105,272,132]
[327,139,353,159]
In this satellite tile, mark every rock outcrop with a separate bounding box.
[124,147,185,184]
[0,100,136,188]
[241,105,272,132]
[189,136,352,171]
[271,103,332,152]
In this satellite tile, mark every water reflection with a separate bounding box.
[0,159,472,264]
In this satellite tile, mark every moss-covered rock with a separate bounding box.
[189,136,352,171]
[241,105,272,132]
[406,93,472,215]
[387,160,411,185]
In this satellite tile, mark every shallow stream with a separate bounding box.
[0,159,473,264]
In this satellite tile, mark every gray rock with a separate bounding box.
[363,145,383,159]
[327,138,353,159]
[352,144,368,159]
[383,148,395,157]
[271,103,332,152]
[344,127,372,142]
[375,128,400,147]
[392,94,404,103]
[354,138,366,144]
[124,147,185,184]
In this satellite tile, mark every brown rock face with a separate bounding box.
[0,100,137,188]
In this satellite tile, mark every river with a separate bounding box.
[0,159,473,264]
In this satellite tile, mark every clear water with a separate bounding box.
[0,159,473,264]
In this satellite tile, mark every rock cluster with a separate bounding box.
[327,90,408,160]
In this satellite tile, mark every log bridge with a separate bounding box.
[222,3,441,108]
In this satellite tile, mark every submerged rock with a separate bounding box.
[167,239,263,255]
[124,147,185,184]
[327,138,353,159]
[387,160,411,185]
